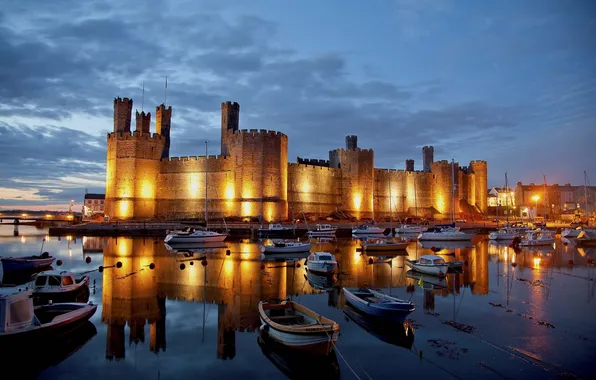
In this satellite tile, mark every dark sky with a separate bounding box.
[1,0,595,210]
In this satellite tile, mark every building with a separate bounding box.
[487,187,516,208]
[83,192,105,219]
[514,182,595,221]
[104,97,488,221]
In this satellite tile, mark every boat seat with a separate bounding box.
[269,315,305,323]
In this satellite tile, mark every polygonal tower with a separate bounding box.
[114,97,133,132]
[470,160,488,213]
[156,104,172,159]
[422,146,434,172]
[135,111,151,134]
[221,101,240,156]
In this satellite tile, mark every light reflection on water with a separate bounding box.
[1,225,595,379]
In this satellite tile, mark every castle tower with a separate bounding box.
[422,146,434,172]
[405,159,414,172]
[156,104,172,159]
[135,111,151,134]
[470,161,488,213]
[113,97,133,132]
[431,160,454,218]
[346,135,358,150]
[221,101,240,156]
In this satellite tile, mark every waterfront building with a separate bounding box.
[514,182,595,221]
[103,97,487,221]
[83,191,105,219]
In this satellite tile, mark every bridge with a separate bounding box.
[0,213,78,225]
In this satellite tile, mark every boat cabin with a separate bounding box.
[419,255,446,265]
[308,252,335,262]
[34,271,81,291]
[0,288,36,333]
[265,224,289,230]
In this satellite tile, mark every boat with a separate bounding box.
[405,254,449,277]
[405,270,447,289]
[343,304,414,349]
[258,299,340,355]
[164,241,229,253]
[342,288,414,321]
[307,224,337,237]
[395,224,427,234]
[261,241,312,254]
[164,226,227,244]
[306,252,338,275]
[561,226,585,238]
[517,230,555,247]
[489,227,520,241]
[258,223,295,238]
[352,222,385,235]
[576,229,596,247]
[257,329,340,379]
[361,238,407,251]
[417,240,474,249]
[32,270,90,306]
[0,253,55,272]
[0,287,97,344]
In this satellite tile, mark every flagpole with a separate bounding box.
[141,81,145,112]
[164,76,168,105]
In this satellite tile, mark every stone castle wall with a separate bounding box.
[104,96,487,221]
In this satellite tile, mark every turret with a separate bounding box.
[156,104,172,159]
[346,135,358,150]
[405,159,414,172]
[422,146,434,172]
[135,111,151,134]
[114,97,133,132]
[221,101,240,156]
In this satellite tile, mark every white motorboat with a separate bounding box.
[405,255,449,277]
[258,223,294,237]
[418,225,475,241]
[517,230,555,247]
[306,252,338,275]
[259,300,340,355]
[164,227,228,244]
[352,223,385,235]
[489,227,520,241]
[395,224,427,234]
[361,238,408,251]
[561,227,584,238]
[307,224,337,237]
[261,241,312,254]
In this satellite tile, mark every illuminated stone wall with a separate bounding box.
[470,160,488,213]
[287,163,341,217]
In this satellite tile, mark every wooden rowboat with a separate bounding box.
[343,288,414,321]
[258,300,340,355]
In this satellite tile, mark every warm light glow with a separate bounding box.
[66,235,72,241]
[353,250,361,263]
[353,193,362,211]
[118,200,132,218]
[436,194,446,215]
[140,179,155,199]
[20,236,26,243]
[242,201,253,216]
[117,239,132,256]
[533,257,541,269]
[21,213,28,217]
[532,195,540,202]
[302,182,311,194]
[189,173,202,199]
[67,215,73,220]
[223,259,235,279]
[225,181,235,200]
[264,202,275,222]
[45,214,52,218]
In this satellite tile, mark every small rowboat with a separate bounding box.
[405,255,448,277]
[259,300,340,355]
[1,253,55,272]
[361,239,407,252]
[342,288,414,321]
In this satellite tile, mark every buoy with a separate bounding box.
[116,261,123,268]
[226,249,231,256]
[85,256,92,264]
[585,258,593,264]
[431,246,436,251]
[190,261,194,265]
[149,263,155,270]
[438,271,444,277]
[56,259,63,266]
[568,260,574,265]
[512,262,517,267]
[334,248,340,253]
[508,244,513,248]
[201,259,208,266]
[296,263,301,268]
[98,266,104,272]
[563,241,568,246]
[368,258,373,264]
[180,263,185,270]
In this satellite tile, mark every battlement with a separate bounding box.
[230,129,287,140]
[470,160,487,164]
[166,155,229,162]
[114,97,133,105]
[161,154,231,173]
[288,162,340,172]
[221,101,240,109]
[296,157,329,167]
[330,147,374,155]
[108,131,165,141]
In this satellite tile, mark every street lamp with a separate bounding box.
[532,195,540,219]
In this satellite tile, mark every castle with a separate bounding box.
[104,98,487,221]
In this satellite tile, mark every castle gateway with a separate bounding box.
[104,98,487,221]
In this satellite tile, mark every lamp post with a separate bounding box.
[532,195,540,220]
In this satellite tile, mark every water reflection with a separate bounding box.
[343,304,414,349]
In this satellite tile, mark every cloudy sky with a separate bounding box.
[1,0,595,210]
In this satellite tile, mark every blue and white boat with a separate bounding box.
[0,253,55,272]
[342,288,414,321]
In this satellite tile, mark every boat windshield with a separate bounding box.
[433,258,446,264]
[318,255,333,261]
[35,276,47,286]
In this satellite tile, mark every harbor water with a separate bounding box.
[0,225,595,380]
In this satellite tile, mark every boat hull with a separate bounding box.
[260,319,339,355]
[262,244,312,254]
[307,261,337,275]
[362,243,408,251]
[164,233,227,244]
[561,229,581,238]
[343,288,414,322]
[33,279,90,306]
[405,260,448,276]
[488,232,518,240]
[518,239,554,246]
[395,226,426,234]
[307,231,337,237]
[1,257,55,271]
[417,232,475,241]
[258,229,295,238]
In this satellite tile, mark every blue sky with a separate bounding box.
[0,0,595,210]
